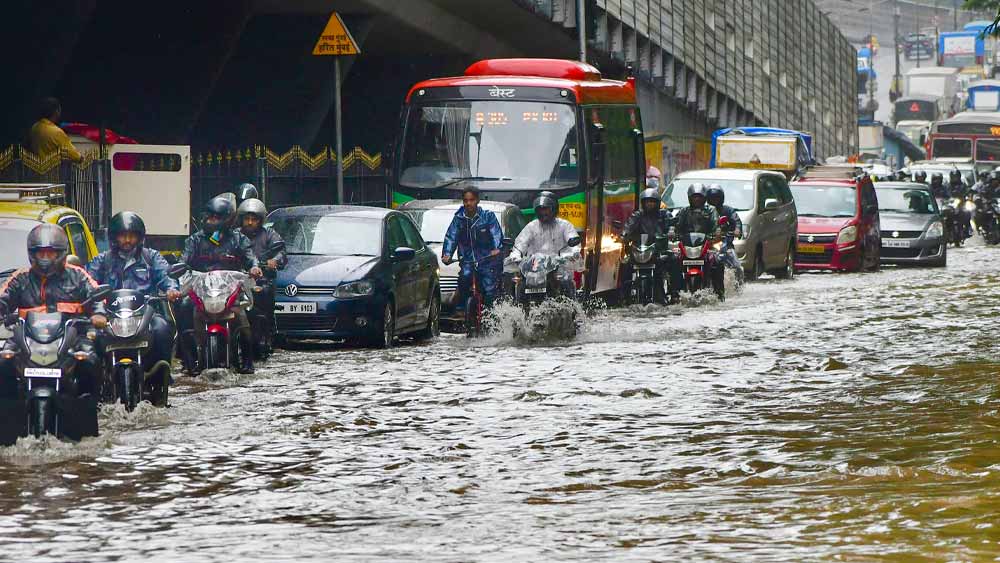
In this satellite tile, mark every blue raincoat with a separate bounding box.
[442,206,503,303]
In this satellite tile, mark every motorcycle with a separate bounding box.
[974,195,1000,245]
[677,231,725,301]
[249,240,285,360]
[505,237,581,338]
[179,267,255,373]
[938,197,970,247]
[623,233,668,305]
[0,285,111,444]
[101,272,184,410]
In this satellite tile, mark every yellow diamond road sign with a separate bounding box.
[313,12,360,56]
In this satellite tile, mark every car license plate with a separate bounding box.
[882,239,910,248]
[24,368,61,379]
[798,243,826,254]
[682,260,704,266]
[275,302,318,314]
[524,287,547,294]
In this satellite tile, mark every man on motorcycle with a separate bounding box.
[948,169,973,238]
[674,183,724,290]
[87,212,181,377]
[929,172,950,199]
[441,186,503,309]
[0,225,106,396]
[238,198,286,358]
[509,192,582,297]
[622,187,682,305]
[706,184,745,281]
[912,170,927,185]
[179,197,262,375]
[236,183,259,207]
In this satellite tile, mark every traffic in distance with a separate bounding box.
[0,56,995,447]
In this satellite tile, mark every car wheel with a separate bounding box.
[773,241,795,279]
[747,246,765,281]
[415,292,441,340]
[367,302,395,349]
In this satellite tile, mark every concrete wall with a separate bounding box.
[518,0,860,160]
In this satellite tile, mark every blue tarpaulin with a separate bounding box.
[709,127,814,168]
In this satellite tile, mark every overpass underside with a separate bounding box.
[1,0,856,167]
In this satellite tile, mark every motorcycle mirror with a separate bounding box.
[567,236,582,247]
[86,285,112,305]
[168,263,190,279]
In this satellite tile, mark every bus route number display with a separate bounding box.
[473,111,562,126]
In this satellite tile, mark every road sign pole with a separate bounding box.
[334,56,344,204]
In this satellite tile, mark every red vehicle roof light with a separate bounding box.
[465,59,603,82]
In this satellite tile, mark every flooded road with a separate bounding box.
[3,243,1000,561]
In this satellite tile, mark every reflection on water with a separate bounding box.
[1,243,999,560]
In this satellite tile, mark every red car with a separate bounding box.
[790,168,881,272]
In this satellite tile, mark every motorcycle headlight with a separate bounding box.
[334,280,374,298]
[110,316,142,338]
[28,341,60,367]
[837,225,858,245]
[925,221,944,239]
[204,295,228,314]
[683,245,704,259]
[965,200,976,212]
[632,248,653,264]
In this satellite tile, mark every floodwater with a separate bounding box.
[2,243,1000,562]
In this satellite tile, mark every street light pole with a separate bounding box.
[893,1,902,104]
[577,0,587,62]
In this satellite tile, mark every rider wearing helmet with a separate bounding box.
[674,183,721,237]
[622,187,682,304]
[948,170,972,238]
[441,186,504,309]
[912,170,927,184]
[706,184,746,280]
[929,172,949,199]
[236,183,259,206]
[87,212,181,380]
[508,191,582,296]
[179,197,262,375]
[238,198,286,359]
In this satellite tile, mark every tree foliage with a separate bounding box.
[963,0,1000,35]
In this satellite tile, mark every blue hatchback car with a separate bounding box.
[269,205,440,348]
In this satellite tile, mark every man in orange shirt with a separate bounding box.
[28,97,82,162]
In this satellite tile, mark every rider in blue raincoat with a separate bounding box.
[441,186,503,309]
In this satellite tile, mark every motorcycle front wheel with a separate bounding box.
[28,388,56,438]
[465,294,483,338]
[114,364,141,412]
[205,333,227,370]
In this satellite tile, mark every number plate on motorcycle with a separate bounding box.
[797,243,826,253]
[682,260,704,266]
[275,302,318,314]
[524,287,547,294]
[24,368,61,379]
[882,239,910,248]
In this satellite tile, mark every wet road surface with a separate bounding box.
[2,242,1000,561]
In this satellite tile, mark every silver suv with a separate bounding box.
[664,169,798,279]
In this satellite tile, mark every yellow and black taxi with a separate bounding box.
[0,184,99,274]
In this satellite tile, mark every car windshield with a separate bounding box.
[271,215,382,256]
[404,208,458,243]
[664,178,755,210]
[0,219,39,272]
[875,186,938,214]
[790,184,858,217]
[399,101,579,191]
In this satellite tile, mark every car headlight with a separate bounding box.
[926,221,944,239]
[837,225,858,245]
[110,316,142,338]
[334,280,374,298]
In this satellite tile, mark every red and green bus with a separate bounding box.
[390,58,643,295]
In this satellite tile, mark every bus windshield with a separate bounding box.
[399,101,579,191]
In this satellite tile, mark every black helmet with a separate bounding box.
[203,196,236,233]
[930,172,943,184]
[913,170,927,182]
[639,188,660,212]
[706,184,725,207]
[108,211,146,250]
[949,169,962,183]
[979,170,989,182]
[236,183,259,205]
[687,183,708,207]
[532,192,559,223]
[27,224,69,277]
[991,170,1000,182]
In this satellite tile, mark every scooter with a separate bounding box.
[182,268,254,373]
[677,231,725,301]
[101,271,183,410]
[0,285,111,444]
